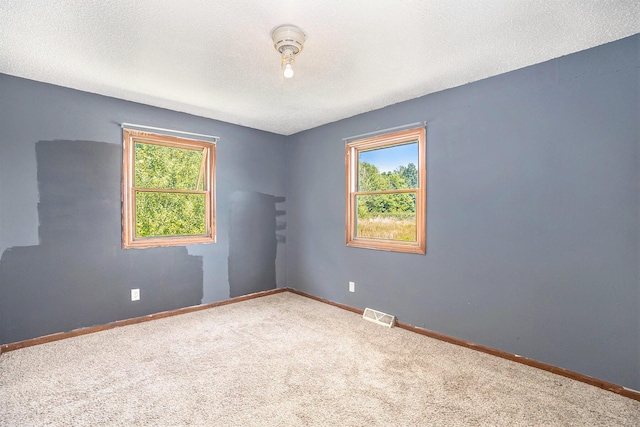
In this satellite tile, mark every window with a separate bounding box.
[122,129,216,248]
[345,127,426,254]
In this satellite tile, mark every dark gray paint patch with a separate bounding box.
[0,140,202,344]
[228,191,282,298]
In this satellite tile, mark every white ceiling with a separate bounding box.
[1,1,639,136]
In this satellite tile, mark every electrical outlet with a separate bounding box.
[131,288,140,301]
[349,281,355,293]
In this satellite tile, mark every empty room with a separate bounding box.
[1,1,639,425]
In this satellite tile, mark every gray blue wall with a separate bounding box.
[286,35,639,389]
[0,75,286,344]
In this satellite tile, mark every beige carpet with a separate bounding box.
[1,292,638,426]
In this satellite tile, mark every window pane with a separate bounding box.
[135,192,206,237]
[135,142,205,190]
[356,194,417,241]
[358,142,418,191]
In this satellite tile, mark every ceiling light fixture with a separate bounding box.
[271,25,305,79]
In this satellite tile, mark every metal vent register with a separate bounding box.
[362,308,396,328]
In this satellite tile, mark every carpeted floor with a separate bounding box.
[1,292,639,426]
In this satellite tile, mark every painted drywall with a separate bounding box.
[0,75,286,344]
[286,35,640,389]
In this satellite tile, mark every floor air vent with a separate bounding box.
[362,307,396,328]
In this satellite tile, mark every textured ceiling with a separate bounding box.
[1,1,639,135]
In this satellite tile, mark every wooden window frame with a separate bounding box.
[122,129,216,249]
[345,127,426,254]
